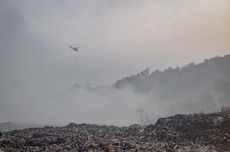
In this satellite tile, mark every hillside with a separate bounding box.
[115,55,230,94]
[114,55,230,115]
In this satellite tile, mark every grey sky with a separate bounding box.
[3,0,230,84]
[0,0,229,124]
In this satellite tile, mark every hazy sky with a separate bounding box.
[0,0,230,124]
[2,0,230,84]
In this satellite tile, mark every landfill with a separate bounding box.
[0,111,230,152]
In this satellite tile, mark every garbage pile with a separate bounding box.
[143,112,230,151]
[0,112,230,152]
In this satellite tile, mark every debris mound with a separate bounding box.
[1,112,230,151]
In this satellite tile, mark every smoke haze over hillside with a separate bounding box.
[0,0,230,125]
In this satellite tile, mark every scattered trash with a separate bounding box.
[0,112,229,151]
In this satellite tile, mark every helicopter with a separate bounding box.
[70,45,80,52]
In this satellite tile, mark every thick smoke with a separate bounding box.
[0,0,230,126]
[114,56,230,124]
[35,55,230,126]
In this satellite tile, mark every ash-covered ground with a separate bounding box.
[1,110,230,152]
